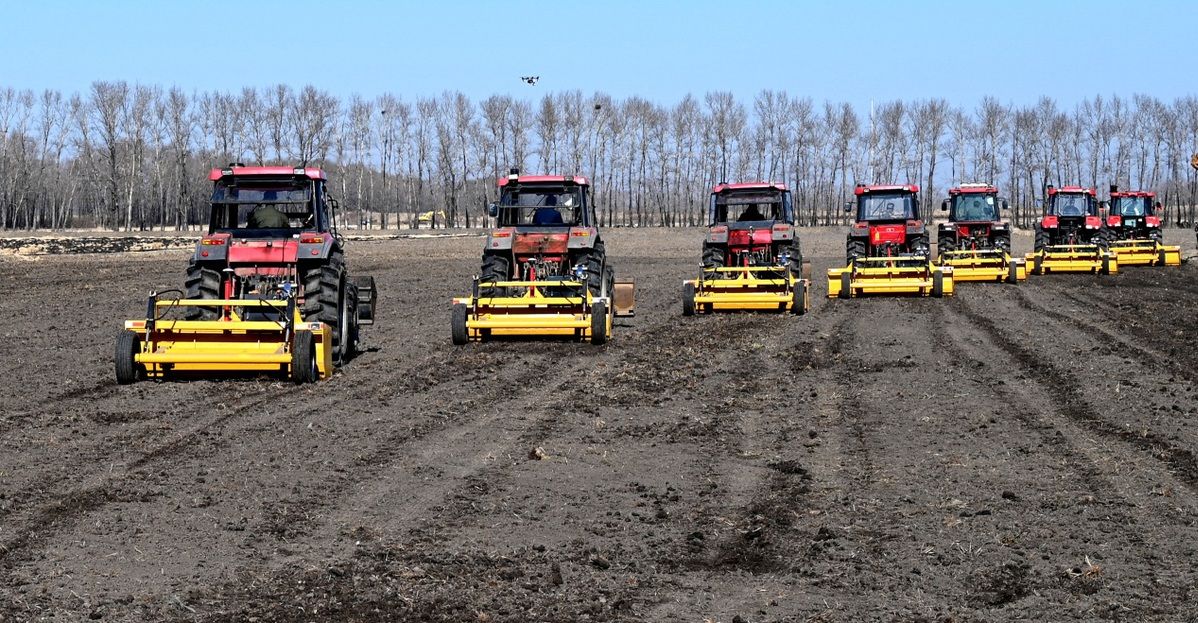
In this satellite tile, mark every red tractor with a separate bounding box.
[700,182,803,274]
[1104,185,1164,243]
[1033,185,1105,251]
[937,183,1012,256]
[184,165,376,365]
[844,184,930,261]
[479,169,613,297]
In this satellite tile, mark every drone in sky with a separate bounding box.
[520,76,539,85]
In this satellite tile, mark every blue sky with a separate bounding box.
[5,0,1194,110]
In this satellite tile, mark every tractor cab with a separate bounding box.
[207,166,335,238]
[845,184,928,259]
[943,184,1007,223]
[489,170,593,229]
[1106,188,1162,234]
[1045,186,1099,219]
[702,183,799,270]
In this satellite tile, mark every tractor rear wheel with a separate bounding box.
[937,235,956,259]
[480,253,511,296]
[115,330,143,385]
[1033,225,1050,253]
[183,260,222,320]
[451,303,469,345]
[590,301,608,345]
[846,238,867,264]
[291,332,317,384]
[682,283,696,316]
[302,249,348,365]
[702,245,725,270]
[791,281,808,315]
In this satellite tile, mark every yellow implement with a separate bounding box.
[827,256,954,298]
[683,265,810,315]
[938,249,1027,283]
[116,296,332,384]
[451,279,625,345]
[1106,239,1181,267]
[1024,245,1118,275]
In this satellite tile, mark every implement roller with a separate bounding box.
[116,290,332,384]
[1106,239,1180,267]
[939,249,1026,283]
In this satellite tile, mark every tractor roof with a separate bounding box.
[855,184,919,195]
[497,174,590,187]
[1110,190,1156,198]
[949,183,998,195]
[711,182,788,194]
[1047,185,1096,196]
[208,166,326,181]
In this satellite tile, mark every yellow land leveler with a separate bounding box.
[683,264,811,315]
[116,291,332,384]
[828,255,954,298]
[1024,245,1118,275]
[1106,239,1181,267]
[938,249,1027,283]
[451,277,634,345]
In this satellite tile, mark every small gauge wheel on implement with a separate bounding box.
[838,271,852,299]
[291,332,318,384]
[1006,261,1019,284]
[1033,253,1044,275]
[451,303,469,346]
[590,301,608,345]
[791,280,808,315]
[682,282,696,316]
[115,329,144,385]
[932,270,945,298]
[1100,255,1111,275]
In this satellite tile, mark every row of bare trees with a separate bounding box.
[2,83,1198,231]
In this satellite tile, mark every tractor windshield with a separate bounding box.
[209,179,315,234]
[950,194,999,221]
[858,193,916,221]
[1111,196,1150,217]
[710,190,791,224]
[497,186,584,227]
[1051,193,1095,217]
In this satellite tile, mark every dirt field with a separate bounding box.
[1,228,1197,622]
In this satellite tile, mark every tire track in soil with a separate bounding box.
[937,299,1197,616]
[0,343,532,576]
[1010,287,1198,384]
[948,296,1198,495]
[171,311,714,621]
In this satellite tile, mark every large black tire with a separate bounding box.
[480,253,511,296]
[938,233,957,259]
[791,281,807,315]
[682,282,696,316]
[1033,225,1050,253]
[580,243,607,297]
[301,248,348,365]
[702,245,726,270]
[291,331,317,384]
[590,301,608,345]
[785,241,804,276]
[183,259,222,320]
[1093,227,1111,249]
[911,234,931,258]
[115,330,142,385]
[451,303,469,345]
[846,238,867,264]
